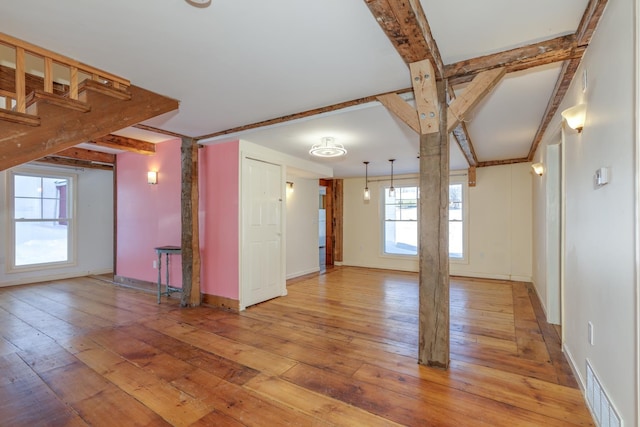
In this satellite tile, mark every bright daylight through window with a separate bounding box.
[383,183,466,259]
[9,170,75,270]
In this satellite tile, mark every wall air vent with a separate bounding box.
[585,360,623,427]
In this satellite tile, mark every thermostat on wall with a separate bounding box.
[595,167,609,187]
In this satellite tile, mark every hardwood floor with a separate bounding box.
[0,267,593,426]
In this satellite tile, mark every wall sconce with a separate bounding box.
[531,163,544,176]
[363,161,370,201]
[561,104,587,133]
[147,171,158,185]
[286,181,294,195]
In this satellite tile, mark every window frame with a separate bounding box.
[448,175,469,264]
[380,176,469,262]
[381,183,419,258]
[6,167,78,273]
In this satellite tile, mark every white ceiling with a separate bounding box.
[0,0,589,178]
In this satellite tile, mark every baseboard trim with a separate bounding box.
[113,275,156,294]
[0,269,114,288]
[202,293,239,312]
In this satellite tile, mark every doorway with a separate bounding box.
[319,179,334,271]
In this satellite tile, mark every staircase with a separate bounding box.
[0,32,179,171]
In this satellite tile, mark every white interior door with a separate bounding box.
[241,157,284,308]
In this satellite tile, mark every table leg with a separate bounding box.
[157,252,162,304]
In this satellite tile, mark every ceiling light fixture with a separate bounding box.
[185,0,212,8]
[388,159,396,197]
[363,161,370,201]
[309,137,347,158]
[561,104,587,133]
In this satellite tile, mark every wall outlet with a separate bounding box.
[588,321,594,346]
[153,260,157,269]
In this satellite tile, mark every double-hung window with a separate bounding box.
[382,179,468,260]
[7,168,76,271]
[383,186,418,255]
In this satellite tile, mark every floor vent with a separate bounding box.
[586,360,623,427]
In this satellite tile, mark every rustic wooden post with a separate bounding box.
[180,137,201,307]
[411,59,450,368]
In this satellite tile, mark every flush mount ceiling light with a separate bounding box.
[185,0,212,8]
[309,137,347,158]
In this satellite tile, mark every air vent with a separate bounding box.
[586,360,623,427]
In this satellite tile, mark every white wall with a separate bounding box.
[533,0,638,424]
[342,165,533,279]
[285,177,321,278]
[451,163,533,281]
[343,174,420,272]
[0,165,114,286]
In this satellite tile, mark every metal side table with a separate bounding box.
[155,245,182,303]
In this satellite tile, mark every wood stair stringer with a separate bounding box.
[0,84,179,171]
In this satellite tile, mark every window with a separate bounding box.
[383,186,418,255]
[382,180,467,260]
[8,169,76,271]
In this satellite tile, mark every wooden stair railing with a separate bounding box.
[0,32,130,121]
[0,33,179,171]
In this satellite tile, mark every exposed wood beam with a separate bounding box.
[527,0,607,161]
[88,134,156,155]
[468,166,476,187]
[54,147,116,164]
[477,157,530,168]
[180,137,201,307]
[452,122,478,167]
[526,57,582,161]
[446,35,582,86]
[413,58,449,368]
[447,68,505,133]
[576,0,609,46]
[203,34,575,143]
[35,156,113,171]
[364,0,444,77]
[376,93,419,133]
[133,123,191,140]
[410,60,440,134]
[195,87,413,141]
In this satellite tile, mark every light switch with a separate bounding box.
[595,167,609,187]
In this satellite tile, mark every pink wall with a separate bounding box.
[116,139,240,300]
[116,139,183,286]
[200,142,239,299]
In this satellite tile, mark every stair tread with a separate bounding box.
[79,79,132,101]
[26,90,91,113]
[0,109,40,126]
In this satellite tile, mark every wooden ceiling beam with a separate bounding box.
[54,147,115,164]
[527,0,607,160]
[88,134,156,155]
[35,156,113,170]
[576,0,609,46]
[447,67,505,133]
[452,122,478,167]
[477,157,530,168]
[133,123,191,140]
[364,0,444,77]
[446,35,582,86]
[195,87,413,141]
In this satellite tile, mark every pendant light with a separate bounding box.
[388,159,396,197]
[363,161,370,201]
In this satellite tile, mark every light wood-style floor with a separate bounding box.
[0,267,593,426]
